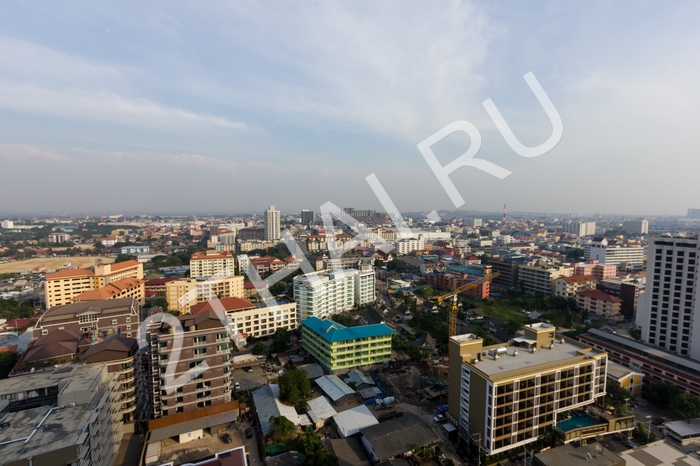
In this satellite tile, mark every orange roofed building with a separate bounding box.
[45,260,144,308]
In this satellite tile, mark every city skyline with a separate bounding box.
[1,2,699,215]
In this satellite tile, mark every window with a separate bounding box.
[126,317,131,323]
[42,329,48,335]
[112,319,118,325]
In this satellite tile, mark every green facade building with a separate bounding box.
[301,317,394,372]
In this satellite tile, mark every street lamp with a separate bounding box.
[646,415,652,443]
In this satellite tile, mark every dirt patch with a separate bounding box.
[0,257,115,274]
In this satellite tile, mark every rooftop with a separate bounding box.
[606,361,644,380]
[576,289,623,302]
[360,414,439,461]
[302,317,394,343]
[190,297,255,314]
[315,375,355,402]
[472,338,604,378]
[45,268,94,279]
[42,297,135,319]
[535,443,623,466]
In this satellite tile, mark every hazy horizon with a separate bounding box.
[1,2,699,216]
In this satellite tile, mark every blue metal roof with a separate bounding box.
[302,317,395,343]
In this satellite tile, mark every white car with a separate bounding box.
[235,382,241,391]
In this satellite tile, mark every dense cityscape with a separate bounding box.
[0,210,700,466]
[2,2,700,466]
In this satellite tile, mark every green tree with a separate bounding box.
[278,369,311,404]
[645,382,678,409]
[252,342,270,357]
[374,259,384,268]
[302,431,339,466]
[115,253,137,263]
[269,415,295,440]
[270,328,292,353]
[153,297,169,311]
[670,393,700,422]
[606,380,631,415]
[474,325,497,346]
[0,351,18,379]
[330,314,354,328]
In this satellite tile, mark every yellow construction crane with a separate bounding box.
[432,272,500,336]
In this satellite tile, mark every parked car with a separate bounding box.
[219,433,232,444]
[245,428,253,439]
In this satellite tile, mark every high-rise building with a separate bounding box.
[293,270,356,320]
[562,221,596,237]
[640,236,700,359]
[622,218,649,235]
[584,238,644,270]
[354,261,376,305]
[301,210,315,226]
[688,209,700,219]
[448,324,620,458]
[189,250,236,278]
[0,364,122,466]
[145,309,234,419]
[264,205,280,241]
[1,220,14,229]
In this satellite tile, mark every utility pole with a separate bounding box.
[646,415,652,443]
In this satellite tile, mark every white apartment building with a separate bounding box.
[496,235,515,246]
[48,232,71,243]
[293,270,356,320]
[192,296,298,339]
[519,262,574,296]
[1,220,14,229]
[394,237,425,254]
[562,221,596,237]
[584,238,644,269]
[354,264,376,305]
[190,250,237,278]
[622,219,649,235]
[640,236,700,359]
[264,205,281,241]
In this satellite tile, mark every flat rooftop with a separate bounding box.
[0,364,103,397]
[472,339,603,378]
[0,367,109,462]
[535,443,622,466]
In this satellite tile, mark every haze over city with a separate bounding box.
[0,1,699,215]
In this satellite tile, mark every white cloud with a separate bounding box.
[0,37,246,131]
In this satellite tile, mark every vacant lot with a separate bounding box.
[0,257,115,274]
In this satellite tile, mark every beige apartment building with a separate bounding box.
[189,250,237,278]
[576,289,623,320]
[518,262,573,296]
[45,260,144,308]
[190,296,297,339]
[73,276,146,305]
[554,275,597,299]
[165,275,245,314]
[145,310,233,419]
[448,323,614,458]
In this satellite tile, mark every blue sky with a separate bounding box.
[0,1,698,216]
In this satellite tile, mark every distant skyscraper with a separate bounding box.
[301,210,315,226]
[264,205,280,241]
[640,236,700,359]
[622,218,649,235]
[688,209,700,219]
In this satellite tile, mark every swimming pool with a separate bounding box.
[556,413,601,431]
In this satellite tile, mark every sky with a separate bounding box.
[0,1,698,217]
